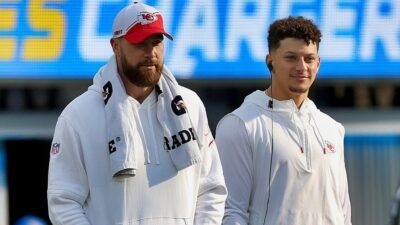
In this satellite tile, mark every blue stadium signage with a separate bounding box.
[0,0,399,79]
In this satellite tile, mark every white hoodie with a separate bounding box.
[47,82,227,225]
[216,90,351,225]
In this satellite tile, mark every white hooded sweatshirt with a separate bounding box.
[47,65,227,225]
[216,90,351,225]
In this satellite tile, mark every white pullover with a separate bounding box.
[216,90,351,225]
[47,86,227,225]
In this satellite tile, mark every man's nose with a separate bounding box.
[296,58,307,71]
[143,44,156,58]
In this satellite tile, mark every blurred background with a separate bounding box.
[0,0,400,225]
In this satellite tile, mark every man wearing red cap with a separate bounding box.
[47,2,227,225]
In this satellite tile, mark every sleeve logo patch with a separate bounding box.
[51,143,61,154]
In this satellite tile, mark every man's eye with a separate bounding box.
[306,57,315,62]
[286,56,297,60]
[154,40,163,45]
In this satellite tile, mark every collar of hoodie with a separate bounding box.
[244,90,327,154]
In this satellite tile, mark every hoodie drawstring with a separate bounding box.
[289,109,305,154]
[309,113,327,154]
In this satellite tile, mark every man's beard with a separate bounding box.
[120,53,163,87]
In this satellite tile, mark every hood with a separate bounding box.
[244,90,327,154]
[243,90,319,116]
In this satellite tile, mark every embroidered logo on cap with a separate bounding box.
[113,30,123,36]
[138,12,158,25]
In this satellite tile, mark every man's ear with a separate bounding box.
[110,38,120,56]
[266,54,273,72]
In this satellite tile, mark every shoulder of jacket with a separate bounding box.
[60,89,104,121]
[219,103,267,136]
[179,85,201,101]
[231,101,263,121]
[178,85,205,112]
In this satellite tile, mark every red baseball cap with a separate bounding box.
[112,2,173,44]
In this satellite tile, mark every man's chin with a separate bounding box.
[134,75,161,87]
[289,86,309,94]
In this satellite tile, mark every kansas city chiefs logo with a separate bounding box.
[138,12,158,25]
[324,140,336,153]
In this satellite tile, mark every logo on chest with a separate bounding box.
[324,140,336,153]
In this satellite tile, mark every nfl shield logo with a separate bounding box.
[51,143,60,154]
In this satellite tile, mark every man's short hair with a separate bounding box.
[268,16,322,52]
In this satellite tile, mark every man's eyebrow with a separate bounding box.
[283,51,317,56]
